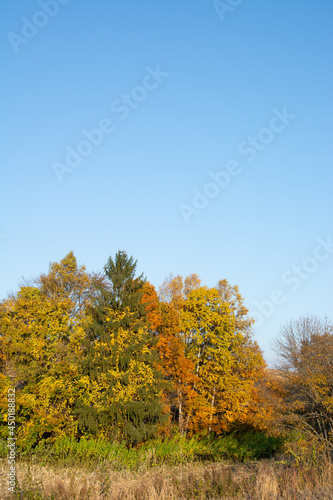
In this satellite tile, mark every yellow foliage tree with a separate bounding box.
[158,274,265,435]
[0,286,86,448]
[180,287,264,434]
[0,252,93,448]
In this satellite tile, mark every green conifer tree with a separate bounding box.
[76,251,165,444]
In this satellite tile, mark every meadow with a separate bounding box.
[1,431,332,499]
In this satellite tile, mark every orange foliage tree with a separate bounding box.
[158,274,266,435]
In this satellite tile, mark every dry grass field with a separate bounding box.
[1,458,333,499]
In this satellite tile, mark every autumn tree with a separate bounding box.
[141,281,162,333]
[0,252,97,448]
[159,273,201,309]
[273,316,333,454]
[0,289,84,448]
[139,280,197,435]
[216,279,254,337]
[157,275,203,434]
[158,274,265,435]
[180,287,265,434]
[241,366,286,433]
[76,251,165,444]
[24,251,100,320]
[156,302,198,435]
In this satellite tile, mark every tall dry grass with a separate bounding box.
[1,458,333,499]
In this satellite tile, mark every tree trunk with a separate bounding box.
[208,386,216,434]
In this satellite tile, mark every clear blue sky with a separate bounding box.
[1,0,332,365]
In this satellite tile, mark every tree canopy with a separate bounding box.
[1,251,330,454]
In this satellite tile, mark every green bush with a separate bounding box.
[199,430,284,462]
[3,429,284,470]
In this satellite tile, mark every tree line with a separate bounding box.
[0,250,332,453]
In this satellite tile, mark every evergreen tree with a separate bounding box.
[76,251,165,444]
[104,250,145,312]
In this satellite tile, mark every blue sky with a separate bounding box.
[1,0,332,365]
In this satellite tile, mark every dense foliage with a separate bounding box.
[0,251,332,460]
